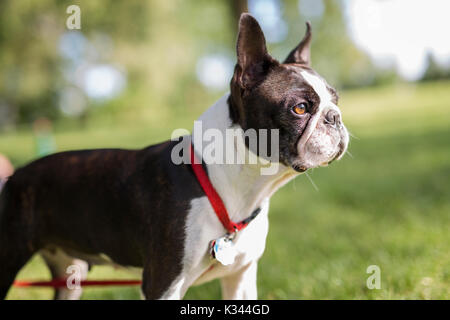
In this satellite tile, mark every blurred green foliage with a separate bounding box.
[0,0,395,129]
[422,52,450,82]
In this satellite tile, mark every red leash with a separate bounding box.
[13,279,141,288]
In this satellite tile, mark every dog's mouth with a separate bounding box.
[291,146,341,173]
[290,123,348,173]
[292,163,308,173]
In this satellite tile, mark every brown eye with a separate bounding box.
[292,103,307,115]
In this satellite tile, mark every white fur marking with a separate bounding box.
[301,70,340,115]
[301,71,332,107]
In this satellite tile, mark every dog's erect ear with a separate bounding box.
[284,22,312,66]
[235,13,278,89]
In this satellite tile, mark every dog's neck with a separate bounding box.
[192,94,299,223]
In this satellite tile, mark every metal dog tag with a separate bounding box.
[210,235,237,266]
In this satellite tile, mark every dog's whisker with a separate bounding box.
[305,172,319,192]
[348,130,360,140]
[346,150,354,159]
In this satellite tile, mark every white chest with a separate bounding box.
[183,196,270,285]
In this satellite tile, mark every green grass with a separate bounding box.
[2,81,450,299]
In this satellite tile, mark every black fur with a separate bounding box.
[0,137,203,299]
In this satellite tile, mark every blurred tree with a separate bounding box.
[0,0,237,129]
[0,0,154,129]
[229,0,382,89]
[0,1,65,126]
[422,52,450,82]
[283,0,378,89]
[231,0,249,26]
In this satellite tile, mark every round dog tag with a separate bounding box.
[211,236,237,266]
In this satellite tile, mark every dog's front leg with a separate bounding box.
[142,259,186,300]
[220,261,258,300]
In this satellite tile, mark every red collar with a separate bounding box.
[190,144,260,234]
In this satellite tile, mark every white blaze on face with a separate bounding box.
[301,71,333,110]
[300,70,341,116]
[296,70,345,168]
[297,71,336,148]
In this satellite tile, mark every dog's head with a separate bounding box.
[229,14,349,172]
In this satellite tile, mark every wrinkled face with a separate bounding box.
[251,64,348,171]
[229,14,348,172]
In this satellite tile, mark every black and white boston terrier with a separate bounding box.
[0,14,348,300]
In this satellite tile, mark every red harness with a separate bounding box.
[189,144,260,234]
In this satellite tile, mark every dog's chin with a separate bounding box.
[291,162,309,173]
[290,141,347,173]
[290,158,328,173]
[290,122,349,173]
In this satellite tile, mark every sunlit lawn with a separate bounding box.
[2,80,450,299]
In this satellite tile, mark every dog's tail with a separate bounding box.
[0,157,14,221]
[0,178,10,231]
[0,175,17,240]
[0,178,7,194]
[0,175,36,300]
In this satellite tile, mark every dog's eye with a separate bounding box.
[292,103,307,115]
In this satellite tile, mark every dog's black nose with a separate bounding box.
[324,109,340,126]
